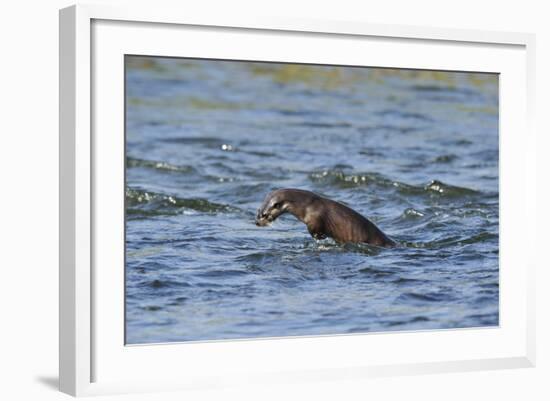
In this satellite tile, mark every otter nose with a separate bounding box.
[255,209,269,226]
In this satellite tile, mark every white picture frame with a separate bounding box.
[59,4,536,397]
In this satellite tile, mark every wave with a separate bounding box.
[410,84,478,97]
[423,180,479,196]
[309,169,480,198]
[161,136,224,145]
[357,124,418,135]
[140,279,192,289]
[402,208,425,219]
[126,187,241,217]
[402,231,497,249]
[385,316,431,327]
[127,157,244,183]
[397,292,453,302]
[127,157,197,173]
[289,121,352,129]
[359,266,395,277]
[433,154,458,163]
[375,109,433,122]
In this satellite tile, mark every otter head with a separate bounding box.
[255,189,290,226]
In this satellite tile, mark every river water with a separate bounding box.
[125,56,499,344]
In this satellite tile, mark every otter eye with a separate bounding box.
[273,202,282,209]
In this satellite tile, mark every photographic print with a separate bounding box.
[125,56,499,344]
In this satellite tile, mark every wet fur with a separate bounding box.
[256,189,395,247]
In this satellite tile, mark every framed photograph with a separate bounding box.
[59,4,536,396]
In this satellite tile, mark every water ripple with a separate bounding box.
[126,187,241,217]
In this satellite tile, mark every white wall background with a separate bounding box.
[0,0,547,399]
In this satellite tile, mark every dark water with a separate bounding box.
[125,57,499,344]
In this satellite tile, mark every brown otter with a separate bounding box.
[255,188,395,247]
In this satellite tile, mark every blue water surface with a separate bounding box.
[125,57,499,344]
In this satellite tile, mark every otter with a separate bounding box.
[255,188,395,247]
